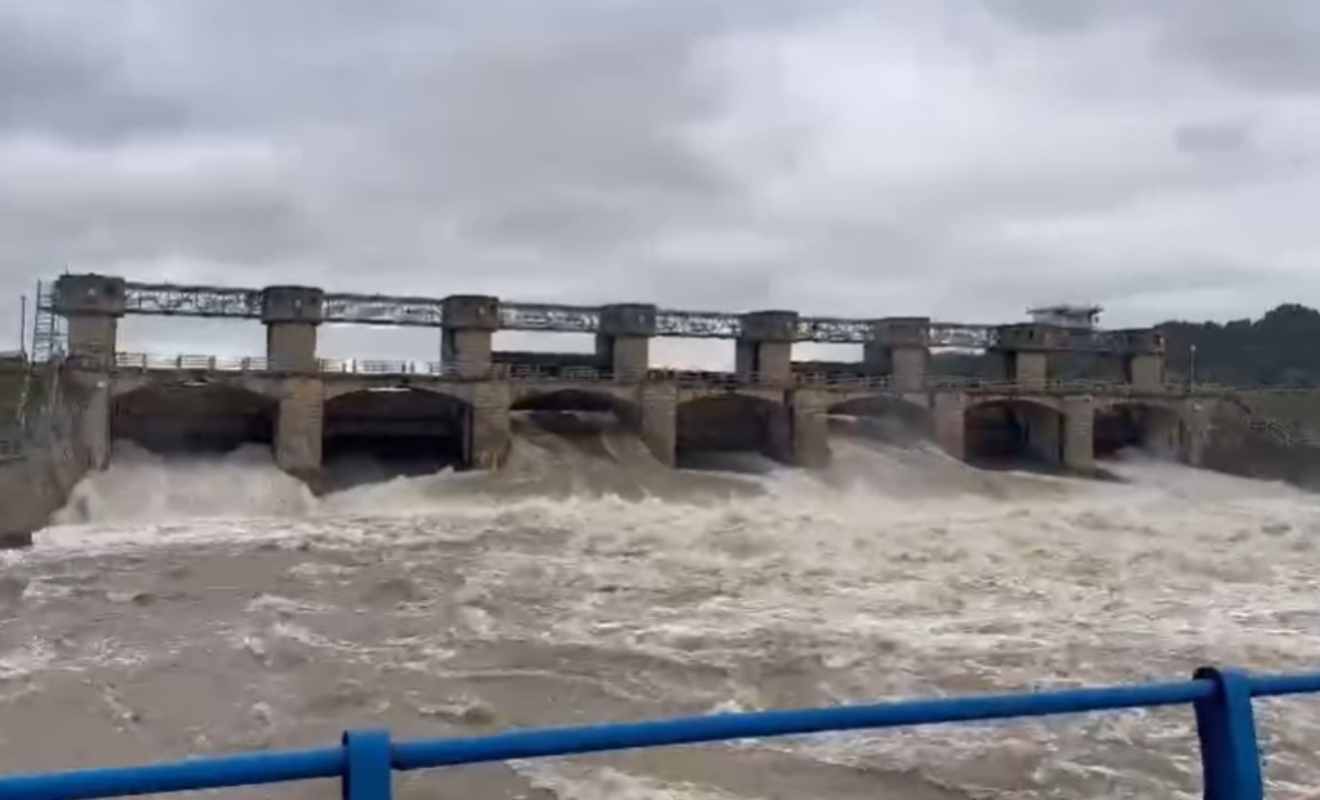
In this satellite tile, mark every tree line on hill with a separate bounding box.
[1157,303,1320,386]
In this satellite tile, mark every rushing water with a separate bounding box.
[4,415,1320,799]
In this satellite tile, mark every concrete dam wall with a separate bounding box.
[5,270,1202,518]
[8,354,1319,545]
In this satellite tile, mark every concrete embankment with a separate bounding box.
[0,363,94,546]
[1201,390,1320,490]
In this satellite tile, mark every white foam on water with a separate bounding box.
[11,428,1320,797]
[0,637,57,681]
[514,763,757,800]
[51,441,318,526]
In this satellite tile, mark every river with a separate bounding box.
[3,416,1320,799]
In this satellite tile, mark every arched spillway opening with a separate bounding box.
[676,393,790,472]
[1093,402,1183,459]
[827,396,932,446]
[322,388,470,489]
[112,383,276,455]
[510,389,641,441]
[507,389,652,476]
[510,389,639,426]
[964,399,1064,468]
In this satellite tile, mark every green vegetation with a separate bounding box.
[1159,304,1320,386]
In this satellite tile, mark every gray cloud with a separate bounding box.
[1,1,1319,365]
[982,1,1320,93]
[1158,3,1320,92]
[1174,120,1252,154]
[0,8,188,142]
[977,0,1117,35]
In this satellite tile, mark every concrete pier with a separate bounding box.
[933,392,966,461]
[82,381,112,470]
[1117,330,1167,390]
[597,304,656,381]
[263,286,324,373]
[736,311,798,385]
[54,274,126,364]
[442,295,499,379]
[1063,395,1095,472]
[789,388,831,468]
[275,378,323,475]
[1181,399,1215,467]
[640,382,678,467]
[865,318,930,393]
[469,381,511,469]
[61,371,114,471]
[993,324,1064,388]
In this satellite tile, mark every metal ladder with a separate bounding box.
[30,279,65,364]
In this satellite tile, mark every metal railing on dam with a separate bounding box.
[0,667,1313,799]
[105,353,885,385]
[95,352,1245,397]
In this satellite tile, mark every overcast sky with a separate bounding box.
[2,1,1319,364]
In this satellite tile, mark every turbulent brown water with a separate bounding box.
[4,413,1320,799]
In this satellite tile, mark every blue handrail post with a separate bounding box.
[1193,667,1263,800]
[342,730,393,800]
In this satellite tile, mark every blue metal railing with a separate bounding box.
[2,667,1317,800]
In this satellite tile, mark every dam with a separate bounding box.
[6,275,1320,797]
[40,273,1211,484]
